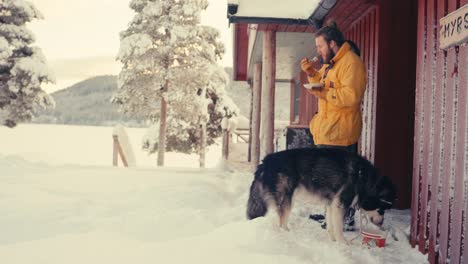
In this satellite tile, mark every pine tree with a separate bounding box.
[0,0,55,128]
[141,65,240,164]
[115,0,238,166]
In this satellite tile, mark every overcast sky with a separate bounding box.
[28,0,233,93]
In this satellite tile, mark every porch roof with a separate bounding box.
[228,0,337,27]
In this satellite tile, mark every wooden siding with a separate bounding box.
[411,0,468,264]
[344,6,379,162]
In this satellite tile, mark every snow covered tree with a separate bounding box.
[0,0,55,127]
[141,65,240,167]
[115,0,237,167]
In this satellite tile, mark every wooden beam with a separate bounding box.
[261,30,276,157]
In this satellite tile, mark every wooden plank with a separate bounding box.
[358,19,367,156]
[461,30,468,264]
[358,20,366,157]
[451,45,467,264]
[365,10,372,159]
[261,31,276,156]
[438,0,458,260]
[363,15,370,158]
[369,8,377,162]
[368,8,379,162]
[251,63,262,167]
[428,0,447,261]
[411,0,427,248]
[417,0,436,252]
[447,2,467,263]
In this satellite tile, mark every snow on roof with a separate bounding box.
[234,0,321,20]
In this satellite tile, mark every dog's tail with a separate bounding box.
[246,164,268,220]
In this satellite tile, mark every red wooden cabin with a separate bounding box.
[227,0,467,263]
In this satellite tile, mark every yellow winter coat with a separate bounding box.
[306,42,367,146]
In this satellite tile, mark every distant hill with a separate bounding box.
[33,75,144,127]
[32,67,288,127]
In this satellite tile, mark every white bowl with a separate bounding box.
[303,83,324,89]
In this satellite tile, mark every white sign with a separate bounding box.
[439,4,468,50]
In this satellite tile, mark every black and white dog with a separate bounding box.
[246,148,396,244]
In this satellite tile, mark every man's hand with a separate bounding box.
[300,58,317,76]
[309,88,327,100]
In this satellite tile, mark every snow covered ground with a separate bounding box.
[0,124,428,263]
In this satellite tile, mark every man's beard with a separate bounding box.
[322,45,336,64]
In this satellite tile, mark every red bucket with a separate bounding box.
[361,228,387,248]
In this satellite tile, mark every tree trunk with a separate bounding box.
[157,80,168,167]
[199,121,207,168]
[222,130,230,160]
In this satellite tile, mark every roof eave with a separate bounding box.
[228,16,310,25]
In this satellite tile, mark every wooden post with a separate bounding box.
[248,83,252,161]
[113,135,128,167]
[113,135,119,166]
[261,30,276,157]
[251,63,262,168]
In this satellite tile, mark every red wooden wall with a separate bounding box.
[344,6,379,162]
[410,0,467,263]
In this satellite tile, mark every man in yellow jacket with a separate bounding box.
[301,22,367,230]
[301,23,366,152]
